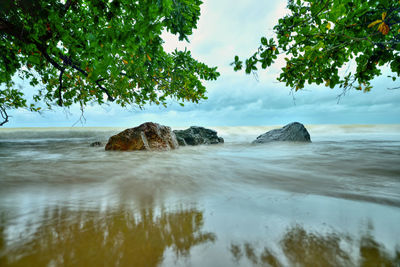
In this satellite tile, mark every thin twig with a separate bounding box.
[0,106,9,126]
[72,102,87,127]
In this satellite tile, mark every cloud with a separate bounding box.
[4,1,400,127]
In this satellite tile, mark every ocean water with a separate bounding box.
[0,124,399,266]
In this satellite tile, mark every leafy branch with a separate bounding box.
[0,0,219,126]
[233,0,400,94]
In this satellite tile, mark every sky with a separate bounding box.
[4,0,400,127]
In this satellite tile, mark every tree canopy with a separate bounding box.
[0,0,219,125]
[232,0,400,94]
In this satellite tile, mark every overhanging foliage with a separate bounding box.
[0,0,220,125]
[233,0,400,93]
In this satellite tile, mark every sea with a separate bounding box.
[0,124,399,266]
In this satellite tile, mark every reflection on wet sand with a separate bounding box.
[0,207,215,267]
[230,226,400,267]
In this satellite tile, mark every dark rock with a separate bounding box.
[90,141,102,147]
[105,122,179,151]
[252,122,311,143]
[173,126,224,146]
[175,136,187,146]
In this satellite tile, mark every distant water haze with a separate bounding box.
[0,125,399,266]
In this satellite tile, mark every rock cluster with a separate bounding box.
[252,122,311,143]
[103,121,311,152]
[173,126,224,146]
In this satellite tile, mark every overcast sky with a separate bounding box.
[5,0,400,127]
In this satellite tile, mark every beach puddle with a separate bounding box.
[1,196,399,266]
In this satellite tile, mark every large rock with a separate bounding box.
[173,126,224,146]
[252,122,311,143]
[105,122,179,151]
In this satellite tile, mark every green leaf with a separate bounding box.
[261,37,268,45]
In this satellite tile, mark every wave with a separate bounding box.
[0,127,122,141]
[0,124,399,142]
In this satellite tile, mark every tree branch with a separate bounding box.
[58,70,64,106]
[0,18,64,71]
[37,44,64,71]
[95,79,115,101]
[0,106,9,126]
[285,0,331,31]
[59,55,115,101]
[0,21,8,30]
[1,19,115,104]
[313,0,331,18]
